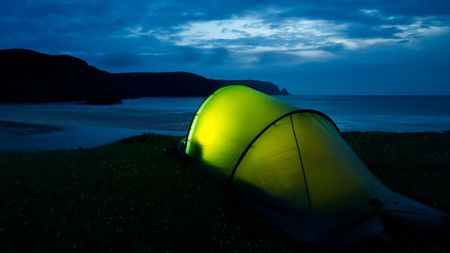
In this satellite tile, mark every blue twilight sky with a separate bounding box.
[1,0,450,95]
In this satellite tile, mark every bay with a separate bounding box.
[0,95,449,151]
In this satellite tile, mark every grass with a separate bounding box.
[0,132,449,252]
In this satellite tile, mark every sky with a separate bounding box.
[1,0,450,95]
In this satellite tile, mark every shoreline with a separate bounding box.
[0,120,62,137]
[0,120,186,152]
[1,119,449,152]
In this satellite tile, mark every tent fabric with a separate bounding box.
[185,85,296,175]
[183,84,449,243]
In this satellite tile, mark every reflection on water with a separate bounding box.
[0,96,449,151]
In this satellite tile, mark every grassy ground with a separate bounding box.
[0,132,449,252]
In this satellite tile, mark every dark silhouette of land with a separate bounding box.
[0,49,289,105]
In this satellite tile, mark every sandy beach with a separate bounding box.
[0,120,62,137]
[0,120,181,152]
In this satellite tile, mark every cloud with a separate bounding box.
[387,19,449,39]
[149,11,448,66]
[205,47,230,65]
[0,0,449,94]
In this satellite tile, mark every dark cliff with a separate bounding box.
[0,49,290,104]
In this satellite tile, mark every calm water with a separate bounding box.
[0,95,449,151]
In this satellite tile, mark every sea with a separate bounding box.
[0,95,449,151]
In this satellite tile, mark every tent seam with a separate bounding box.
[227,109,341,186]
[290,114,313,212]
[311,113,337,137]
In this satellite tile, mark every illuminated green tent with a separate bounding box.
[183,85,449,243]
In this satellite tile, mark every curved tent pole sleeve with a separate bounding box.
[184,97,212,154]
[310,113,341,137]
[227,109,342,188]
[183,84,262,154]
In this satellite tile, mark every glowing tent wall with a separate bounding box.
[185,85,296,175]
[183,84,449,243]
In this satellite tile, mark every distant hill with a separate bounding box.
[0,49,290,104]
[220,80,289,95]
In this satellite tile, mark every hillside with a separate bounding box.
[0,49,289,104]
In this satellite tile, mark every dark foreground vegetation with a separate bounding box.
[0,132,449,252]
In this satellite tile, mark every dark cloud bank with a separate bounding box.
[1,0,449,94]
